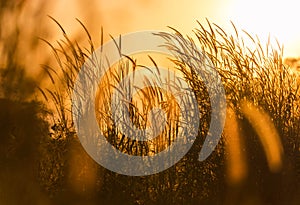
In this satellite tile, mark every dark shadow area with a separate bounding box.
[0,99,51,204]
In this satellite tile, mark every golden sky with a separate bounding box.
[48,0,300,57]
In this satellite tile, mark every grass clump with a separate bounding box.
[40,18,300,205]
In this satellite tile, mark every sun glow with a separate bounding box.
[231,0,300,57]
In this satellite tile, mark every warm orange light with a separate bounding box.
[224,107,247,185]
[231,0,300,57]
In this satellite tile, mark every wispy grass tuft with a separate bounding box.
[41,18,300,204]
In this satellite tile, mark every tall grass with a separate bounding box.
[157,19,300,204]
[39,17,93,138]
[40,19,300,204]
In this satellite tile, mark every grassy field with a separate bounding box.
[0,1,300,205]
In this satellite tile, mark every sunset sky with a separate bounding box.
[48,0,300,57]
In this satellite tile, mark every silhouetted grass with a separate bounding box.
[39,19,300,205]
